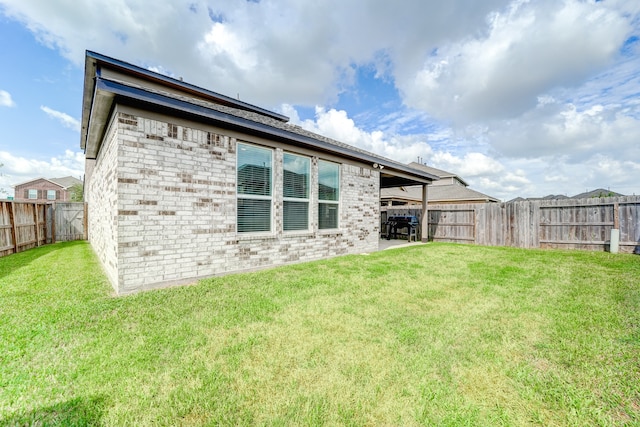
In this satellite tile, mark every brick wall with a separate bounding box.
[88,108,380,294]
[86,119,120,288]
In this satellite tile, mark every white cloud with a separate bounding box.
[40,106,80,132]
[424,151,535,201]
[0,90,15,107]
[1,0,636,113]
[430,152,504,177]
[0,0,509,107]
[199,22,257,72]
[585,154,640,193]
[400,0,633,124]
[487,99,640,162]
[287,105,433,164]
[0,0,638,201]
[284,104,519,199]
[0,150,84,197]
[465,154,640,200]
[282,101,640,200]
[2,0,636,115]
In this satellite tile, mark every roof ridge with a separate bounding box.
[98,76,435,178]
[86,50,288,122]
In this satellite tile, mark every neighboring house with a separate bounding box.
[508,195,569,202]
[571,189,624,199]
[13,176,82,202]
[507,189,625,203]
[381,162,499,205]
[80,51,438,294]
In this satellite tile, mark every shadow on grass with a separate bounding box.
[0,395,106,426]
[0,241,86,280]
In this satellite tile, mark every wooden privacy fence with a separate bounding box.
[53,202,87,242]
[0,201,86,258]
[382,195,640,254]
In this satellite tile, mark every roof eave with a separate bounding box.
[87,77,438,185]
[84,85,115,159]
[80,54,99,151]
[84,51,288,122]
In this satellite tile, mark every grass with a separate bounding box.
[0,241,638,426]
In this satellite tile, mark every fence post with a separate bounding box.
[8,202,18,254]
[472,209,477,244]
[83,202,88,241]
[47,202,56,243]
[34,203,41,247]
[421,185,429,242]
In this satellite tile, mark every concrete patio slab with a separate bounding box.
[378,238,424,251]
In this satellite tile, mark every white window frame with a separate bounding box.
[283,152,311,232]
[47,190,56,200]
[318,160,340,230]
[236,142,274,234]
[28,189,37,199]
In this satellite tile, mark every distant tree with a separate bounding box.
[70,183,84,202]
[593,191,615,198]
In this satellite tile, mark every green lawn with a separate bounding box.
[0,241,638,426]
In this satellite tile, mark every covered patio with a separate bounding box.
[378,169,436,244]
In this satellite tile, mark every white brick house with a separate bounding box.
[80,51,437,294]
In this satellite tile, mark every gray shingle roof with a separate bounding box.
[571,188,624,199]
[407,162,468,186]
[82,51,438,187]
[49,176,83,189]
[105,75,407,167]
[382,184,499,203]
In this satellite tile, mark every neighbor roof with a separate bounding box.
[507,189,625,203]
[80,51,438,189]
[49,176,83,189]
[382,184,499,204]
[406,162,469,186]
[13,176,82,189]
[572,188,624,199]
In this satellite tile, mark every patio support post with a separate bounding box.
[421,184,428,243]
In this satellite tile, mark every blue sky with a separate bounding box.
[1,0,639,201]
[0,16,84,190]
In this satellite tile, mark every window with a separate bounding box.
[318,160,340,229]
[237,142,272,233]
[47,190,56,200]
[283,153,310,231]
[28,189,37,199]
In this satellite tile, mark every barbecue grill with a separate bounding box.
[384,216,419,241]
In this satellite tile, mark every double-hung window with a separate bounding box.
[237,143,273,233]
[283,153,310,231]
[318,160,340,229]
[28,189,37,199]
[47,190,56,200]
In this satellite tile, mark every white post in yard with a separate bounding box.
[610,229,620,254]
[610,202,620,254]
